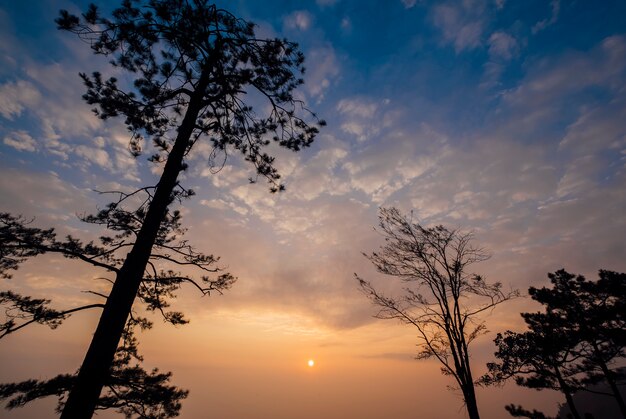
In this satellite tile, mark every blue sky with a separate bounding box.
[1,1,626,418]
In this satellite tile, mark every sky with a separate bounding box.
[1,0,625,418]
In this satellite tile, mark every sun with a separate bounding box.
[308,359,315,367]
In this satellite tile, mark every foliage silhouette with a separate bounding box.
[504,404,552,419]
[531,270,626,417]
[0,317,187,418]
[0,0,322,417]
[356,207,518,419]
[483,269,626,419]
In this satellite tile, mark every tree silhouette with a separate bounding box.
[356,207,518,419]
[1,193,222,417]
[1,315,187,418]
[486,320,584,419]
[530,270,626,418]
[504,405,553,419]
[1,0,323,417]
[483,269,626,419]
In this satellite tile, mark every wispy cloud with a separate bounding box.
[0,80,41,119]
[284,10,313,31]
[3,130,37,152]
[303,46,340,101]
[488,31,518,61]
[431,3,484,52]
[532,0,560,34]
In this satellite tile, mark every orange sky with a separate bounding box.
[0,291,564,419]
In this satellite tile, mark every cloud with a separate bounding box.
[25,62,102,139]
[0,167,92,223]
[74,145,112,170]
[185,193,379,328]
[401,0,417,9]
[284,11,313,31]
[432,4,484,52]
[488,31,518,61]
[337,99,378,119]
[287,137,350,201]
[559,98,626,157]
[532,0,560,34]
[3,130,37,152]
[0,80,41,119]
[481,31,519,86]
[335,97,388,142]
[199,198,249,216]
[303,46,340,101]
[500,35,626,123]
[342,123,444,203]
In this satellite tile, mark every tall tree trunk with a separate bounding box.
[460,359,480,419]
[596,355,626,418]
[60,86,205,419]
[554,367,582,419]
[463,385,481,419]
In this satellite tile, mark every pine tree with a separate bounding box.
[1,1,323,417]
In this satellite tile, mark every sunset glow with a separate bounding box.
[1,1,625,418]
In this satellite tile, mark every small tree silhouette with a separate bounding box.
[356,207,518,419]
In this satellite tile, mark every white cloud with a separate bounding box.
[0,80,41,119]
[25,63,101,138]
[432,4,484,52]
[284,11,313,31]
[559,99,626,156]
[0,168,92,222]
[532,0,560,34]
[402,0,417,9]
[3,130,37,152]
[481,31,519,86]
[555,155,599,198]
[342,124,443,203]
[488,31,518,61]
[304,46,340,101]
[337,99,378,119]
[502,35,626,113]
[200,164,249,189]
[335,97,388,142]
[199,198,248,215]
[288,140,350,201]
[75,145,112,170]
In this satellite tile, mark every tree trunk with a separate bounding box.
[60,87,205,418]
[554,367,582,419]
[464,387,481,419]
[596,356,626,418]
[457,329,480,419]
[461,372,481,419]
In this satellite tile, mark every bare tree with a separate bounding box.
[356,207,518,419]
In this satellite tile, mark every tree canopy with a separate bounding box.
[483,269,626,419]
